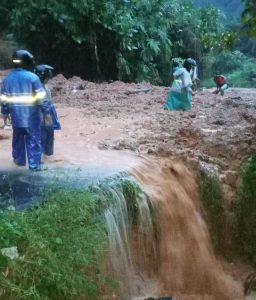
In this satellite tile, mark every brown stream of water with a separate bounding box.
[105,157,243,300]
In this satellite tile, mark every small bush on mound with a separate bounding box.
[235,156,256,262]
[0,189,111,300]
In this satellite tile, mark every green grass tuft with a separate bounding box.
[235,156,256,262]
[199,172,225,253]
[0,189,111,300]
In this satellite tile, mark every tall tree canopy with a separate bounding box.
[0,0,236,84]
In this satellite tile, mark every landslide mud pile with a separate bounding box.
[1,70,254,192]
[49,75,256,187]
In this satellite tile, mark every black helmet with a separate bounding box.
[12,49,35,70]
[186,58,197,67]
[35,64,54,82]
[183,58,197,71]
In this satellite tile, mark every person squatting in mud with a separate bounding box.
[0,49,47,171]
[213,72,228,96]
[35,64,61,159]
[164,59,193,111]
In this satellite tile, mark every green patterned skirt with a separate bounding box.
[164,90,192,111]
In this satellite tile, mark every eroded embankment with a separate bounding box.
[0,152,251,300]
[106,157,244,300]
[45,75,256,209]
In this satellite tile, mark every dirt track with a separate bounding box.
[1,73,256,184]
[50,75,256,179]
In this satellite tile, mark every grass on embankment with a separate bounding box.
[0,157,255,299]
[200,155,256,264]
[199,171,227,254]
[0,189,113,300]
[235,156,256,263]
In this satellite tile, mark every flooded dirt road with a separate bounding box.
[0,73,255,299]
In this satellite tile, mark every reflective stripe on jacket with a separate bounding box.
[0,68,46,127]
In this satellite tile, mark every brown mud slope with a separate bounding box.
[49,75,255,175]
[0,72,255,180]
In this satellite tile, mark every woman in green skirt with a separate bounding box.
[164,60,193,111]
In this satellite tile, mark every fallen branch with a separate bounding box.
[125,88,153,95]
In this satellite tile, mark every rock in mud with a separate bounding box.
[144,297,174,300]
[220,170,238,188]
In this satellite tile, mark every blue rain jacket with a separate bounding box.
[1,68,45,128]
[41,127,54,156]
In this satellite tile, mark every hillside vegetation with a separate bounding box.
[0,0,255,87]
[193,0,244,20]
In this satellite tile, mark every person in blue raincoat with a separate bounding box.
[0,49,46,171]
[164,60,193,111]
[35,64,61,157]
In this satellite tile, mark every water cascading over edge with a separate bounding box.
[104,158,242,300]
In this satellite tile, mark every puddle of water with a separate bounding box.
[0,165,125,210]
[0,148,142,209]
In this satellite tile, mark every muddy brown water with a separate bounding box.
[104,157,244,300]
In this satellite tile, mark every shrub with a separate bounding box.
[212,50,246,74]
[199,171,225,253]
[202,51,256,88]
[0,189,111,300]
[235,156,256,262]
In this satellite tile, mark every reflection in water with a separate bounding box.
[0,166,122,209]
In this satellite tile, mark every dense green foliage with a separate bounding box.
[202,50,256,88]
[194,0,243,22]
[0,0,236,84]
[235,156,256,263]
[0,189,111,300]
[242,0,256,36]
[0,0,255,85]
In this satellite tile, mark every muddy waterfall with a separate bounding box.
[105,159,242,300]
